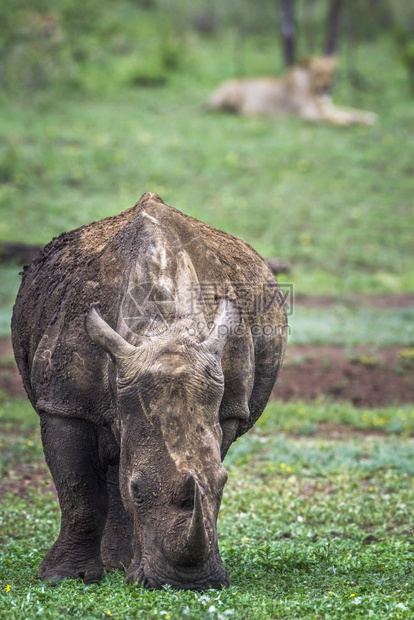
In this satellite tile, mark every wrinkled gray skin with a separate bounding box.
[12,193,287,590]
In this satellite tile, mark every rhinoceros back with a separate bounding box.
[12,193,286,433]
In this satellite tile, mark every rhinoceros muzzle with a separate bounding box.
[141,565,230,591]
[135,550,230,591]
[128,479,228,590]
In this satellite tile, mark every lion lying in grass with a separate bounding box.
[207,57,377,126]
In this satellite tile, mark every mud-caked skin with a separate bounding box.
[12,193,287,590]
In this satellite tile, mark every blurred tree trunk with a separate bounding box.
[303,0,317,56]
[389,0,414,93]
[279,0,296,66]
[325,0,343,56]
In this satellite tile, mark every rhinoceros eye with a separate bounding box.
[130,477,157,508]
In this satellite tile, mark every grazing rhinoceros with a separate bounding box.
[12,193,287,590]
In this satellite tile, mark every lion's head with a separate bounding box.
[301,56,337,95]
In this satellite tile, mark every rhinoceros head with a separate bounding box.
[86,299,239,589]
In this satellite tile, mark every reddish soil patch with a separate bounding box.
[2,337,414,408]
[274,345,414,407]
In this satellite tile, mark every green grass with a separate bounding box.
[1,34,414,340]
[1,397,413,619]
[258,400,414,436]
[0,34,413,310]
[289,306,414,346]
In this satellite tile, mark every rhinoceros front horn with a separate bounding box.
[182,481,210,565]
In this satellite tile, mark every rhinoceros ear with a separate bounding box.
[86,303,136,361]
[203,297,241,357]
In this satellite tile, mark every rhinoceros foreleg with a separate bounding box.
[100,464,133,571]
[38,414,108,584]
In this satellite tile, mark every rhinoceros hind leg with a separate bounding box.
[38,414,108,584]
[101,464,133,571]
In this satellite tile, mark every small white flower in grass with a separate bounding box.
[199,595,210,604]
[297,516,304,523]
[208,606,217,613]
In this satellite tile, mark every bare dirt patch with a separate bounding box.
[274,345,414,407]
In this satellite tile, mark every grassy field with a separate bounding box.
[1,398,413,619]
[1,33,413,335]
[0,5,413,619]
[0,31,414,313]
